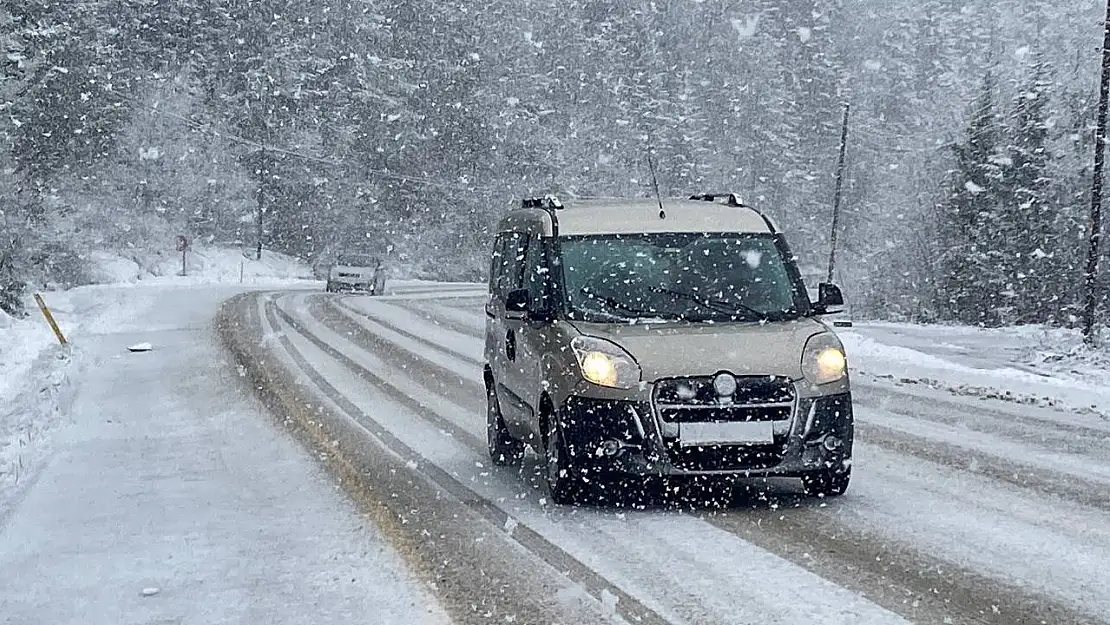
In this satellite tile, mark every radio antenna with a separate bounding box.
[647,149,666,219]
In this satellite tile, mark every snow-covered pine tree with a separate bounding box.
[2,0,132,188]
[1001,55,1058,323]
[938,73,1007,325]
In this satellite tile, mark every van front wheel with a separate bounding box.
[543,417,582,505]
[801,467,851,498]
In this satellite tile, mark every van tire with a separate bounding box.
[802,467,851,498]
[487,385,524,466]
[543,416,581,505]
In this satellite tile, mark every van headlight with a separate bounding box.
[802,333,848,385]
[571,336,641,389]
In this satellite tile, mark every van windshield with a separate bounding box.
[558,233,808,323]
[337,254,378,267]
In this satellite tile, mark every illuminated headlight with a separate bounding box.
[571,336,641,389]
[802,333,848,385]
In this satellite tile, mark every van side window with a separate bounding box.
[493,232,527,300]
[504,233,528,293]
[489,234,506,295]
[524,235,550,311]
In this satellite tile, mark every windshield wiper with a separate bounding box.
[579,288,661,319]
[649,286,767,321]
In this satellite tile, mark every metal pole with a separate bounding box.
[1084,2,1110,346]
[256,146,265,261]
[826,103,851,284]
[33,293,67,345]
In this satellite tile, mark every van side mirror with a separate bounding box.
[505,289,530,320]
[814,283,845,314]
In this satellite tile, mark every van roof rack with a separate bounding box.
[522,194,564,237]
[689,192,746,207]
[689,192,779,233]
[522,195,564,210]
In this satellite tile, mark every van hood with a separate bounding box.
[570,318,828,382]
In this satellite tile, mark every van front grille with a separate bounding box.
[657,404,792,423]
[654,376,795,423]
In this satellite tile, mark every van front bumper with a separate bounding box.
[556,392,853,478]
[329,277,378,292]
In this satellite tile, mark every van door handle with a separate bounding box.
[505,330,517,361]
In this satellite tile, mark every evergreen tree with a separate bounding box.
[1000,57,1057,322]
[938,73,1007,325]
[0,215,26,317]
[1,0,134,187]
[1045,88,1097,325]
[0,0,1103,293]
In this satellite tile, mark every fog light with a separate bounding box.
[823,435,844,452]
[599,440,622,457]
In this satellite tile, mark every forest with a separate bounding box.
[0,0,1106,325]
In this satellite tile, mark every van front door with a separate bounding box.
[502,233,552,443]
[492,232,532,433]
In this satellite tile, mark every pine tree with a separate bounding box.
[938,73,1007,325]
[1045,89,1097,326]
[0,222,25,317]
[1001,56,1057,323]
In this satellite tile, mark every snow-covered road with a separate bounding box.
[217,285,1110,625]
[10,280,1107,625]
[0,285,448,625]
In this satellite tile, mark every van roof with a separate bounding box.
[497,197,777,237]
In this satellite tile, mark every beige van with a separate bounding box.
[484,194,853,504]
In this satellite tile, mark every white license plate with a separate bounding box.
[679,421,775,446]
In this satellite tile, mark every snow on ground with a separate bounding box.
[0,309,75,513]
[840,321,1110,419]
[0,282,447,624]
[0,247,319,514]
[86,246,317,286]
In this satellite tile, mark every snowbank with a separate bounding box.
[0,309,74,510]
[86,246,317,286]
[841,322,1110,419]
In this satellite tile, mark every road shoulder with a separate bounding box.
[0,286,448,625]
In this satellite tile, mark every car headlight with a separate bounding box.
[571,336,641,389]
[802,333,848,385]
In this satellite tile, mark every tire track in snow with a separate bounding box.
[855,378,1110,442]
[341,297,484,340]
[263,297,677,625]
[333,297,485,368]
[225,294,634,625]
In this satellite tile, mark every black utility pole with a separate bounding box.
[1084,2,1110,346]
[256,146,265,261]
[827,103,851,284]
